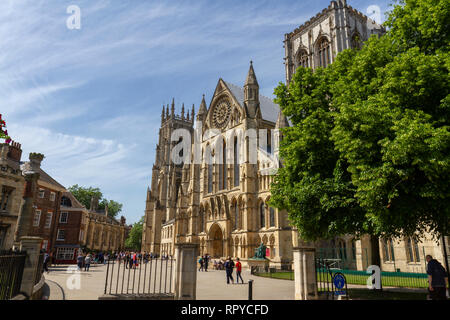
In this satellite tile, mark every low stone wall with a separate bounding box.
[99,293,174,300]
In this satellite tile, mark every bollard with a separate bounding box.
[248,280,253,300]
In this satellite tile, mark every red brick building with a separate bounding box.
[53,191,87,263]
[20,161,65,254]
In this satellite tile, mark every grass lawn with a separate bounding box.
[255,271,428,288]
[345,288,428,300]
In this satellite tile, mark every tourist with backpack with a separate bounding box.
[198,256,204,271]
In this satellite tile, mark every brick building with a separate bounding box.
[21,161,65,253]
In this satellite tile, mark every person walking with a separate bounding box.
[426,255,448,300]
[198,256,204,271]
[235,258,244,284]
[84,253,92,271]
[76,253,84,271]
[43,253,50,274]
[204,254,209,272]
[224,257,235,284]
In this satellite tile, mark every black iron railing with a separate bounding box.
[104,257,175,295]
[0,250,27,300]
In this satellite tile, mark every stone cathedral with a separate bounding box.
[142,1,448,272]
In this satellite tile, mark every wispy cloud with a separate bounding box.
[0,0,391,223]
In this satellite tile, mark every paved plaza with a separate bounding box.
[43,263,295,300]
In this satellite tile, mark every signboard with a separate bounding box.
[266,248,270,257]
[333,273,347,296]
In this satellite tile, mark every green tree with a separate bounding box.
[270,0,449,245]
[125,217,144,251]
[68,185,123,219]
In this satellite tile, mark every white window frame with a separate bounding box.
[60,211,69,224]
[44,212,53,228]
[42,240,48,251]
[50,192,56,202]
[56,247,74,260]
[33,210,42,227]
[39,189,45,199]
[56,229,65,241]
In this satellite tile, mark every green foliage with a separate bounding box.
[125,216,144,251]
[0,114,11,144]
[68,184,123,218]
[270,0,450,241]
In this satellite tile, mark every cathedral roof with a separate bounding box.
[224,81,280,123]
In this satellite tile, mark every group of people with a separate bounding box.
[198,255,244,284]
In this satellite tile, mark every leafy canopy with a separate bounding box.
[125,216,144,251]
[270,0,449,241]
[68,184,123,218]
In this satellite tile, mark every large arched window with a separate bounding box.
[234,137,240,187]
[267,130,272,155]
[234,203,239,230]
[199,207,205,233]
[269,207,275,227]
[351,33,362,49]
[297,49,309,68]
[317,37,331,68]
[208,164,213,193]
[260,203,266,229]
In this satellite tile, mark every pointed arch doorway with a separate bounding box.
[209,224,224,258]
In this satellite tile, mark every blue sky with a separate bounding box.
[0,0,391,224]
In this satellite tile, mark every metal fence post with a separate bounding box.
[248,279,253,300]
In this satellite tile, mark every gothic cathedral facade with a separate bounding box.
[142,1,448,272]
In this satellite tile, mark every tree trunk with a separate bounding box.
[370,235,381,266]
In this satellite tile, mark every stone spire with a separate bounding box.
[181,103,185,120]
[245,60,259,87]
[244,61,260,118]
[146,186,151,202]
[196,94,208,121]
[191,104,195,122]
[171,98,175,118]
[166,104,169,119]
[161,105,165,123]
[275,109,290,128]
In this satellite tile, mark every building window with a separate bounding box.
[42,240,48,251]
[406,238,421,263]
[57,229,65,241]
[351,33,362,49]
[233,137,240,187]
[382,238,396,262]
[50,192,56,202]
[56,247,74,260]
[44,212,53,228]
[199,208,205,233]
[269,207,275,227]
[297,49,309,68]
[39,189,45,199]
[60,212,69,224]
[260,203,266,229]
[234,203,239,230]
[33,210,42,227]
[208,164,213,194]
[0,186,13,211]
[61,196,72,207]
[317,37,331,68]
[219,142,227,190]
